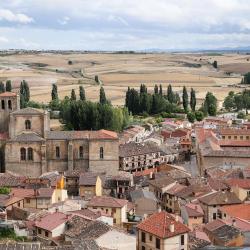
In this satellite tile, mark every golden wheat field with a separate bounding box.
[0,52,249,106]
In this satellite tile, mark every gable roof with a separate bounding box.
[0,92,17,97]
[35,212,70,231]
[137,211,189,239]
[219,204,250,221]
[87,196,128,208]
[225,178,250,190]
[199,191,241,206]
[12,107,45,115]
[184,203,204,217]
[10,132,45,142]
[47,129,118,140]
[148,176,176,189]
[79,172,103,186]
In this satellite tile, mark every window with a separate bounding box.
[26,198,30,203]
[247,136,250,140]
[213,213,216,220]
[25,120,31,130]
[8,100,12,110]
[156,238,160,249]
[79,146,83,158]
[20,148,26,161]
[234,136,237,139]
[28,148,33,161]
[113,218,116,223]
[149,235,152,241]
[141,247,145,250]
[56,146,60,158]
[222,136,225,139]
[181,235,185,245]
[141,232,145,243]
[240,136,243,140]
[45,231,49,237]
[1,100,5,110]
[228,136,231,139]
[38,229,41,234]
[100,147,104,159]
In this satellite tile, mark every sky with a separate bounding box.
[0,0,250,50]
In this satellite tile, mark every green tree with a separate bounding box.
[223,91,236,111]
[195,111,204,121]
[203,92,217,116]
[213,60,218,69]
[0,187,10,194]
[79,86,85,101]
[190,88,196,111]
[51,84,58,101]
[242,72,250,84]
[140,93,151,114]
[237,111,246,119]
[0,82,5,93]
[140,84,147,94]
[5,80,12,92]
[71,89,76,100]
[159,84,163,96]
[154,84,159,94]
[187,112,195,123]
[182,86,189,112]
[100,86,108,105]
[20,80,30,107]
[167,84,174,103]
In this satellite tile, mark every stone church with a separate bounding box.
[0,92,119,177]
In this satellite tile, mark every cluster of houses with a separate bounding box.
[2,91,250,249]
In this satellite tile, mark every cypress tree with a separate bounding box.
[167,84,174,103]
[154,84,159,94]
[190,88,196,112]
[23,80,30,102]
[0,82,5,93]
[5,80,12,92]
[100,86,107,105]
[71,89,76,101]
[79,86,85,101]
[51,84,58,101]
[182,86,189,112]
[159,84,163,96]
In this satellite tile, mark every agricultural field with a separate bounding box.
[0,52,249,107]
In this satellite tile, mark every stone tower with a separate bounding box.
[0,92,20,133]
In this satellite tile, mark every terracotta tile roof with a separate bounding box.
[204,219,226,232]
[10,132,45,142]
[0,91,17,97]
[47,129,118,140]
[12,107,45,115]
[165,183,186,195]
[184,203,204,217]
[119,141,164,157]
[220,128,250,135]
[35,211,70,231]
[87,196,128,208]
[207,178,229,191]
[137,211,189,239]
[11,188,35,198]
[0,173,25,187]
[220,140,250,147]
[199,191,241,206]
[36,188,54,198]
[175,184,212,199]
[71,208,103,220]
[148,176,176,189]
[79,172,104,186]
[225,217,250,232]
[133,168,158,177]
[219,204,250,221]
[225,178,250,189]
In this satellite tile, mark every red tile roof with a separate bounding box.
[87,196,128,208]
[0,92,17,97]
[225,179,250,189]
[220,128,250,135]
[184,203,204,217]
[219,204,250,221]
[204,219,226,232]
[137,211,189,239]
[35,212,70,231]
[220,140,250,147]
[11,188,35,198]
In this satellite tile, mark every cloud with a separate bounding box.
[0,9,33,24]
[58,16,70,25]
[0,36,8,43]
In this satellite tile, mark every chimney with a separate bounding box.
[158,207,162,213]
[175,215,179,222]
[169,223,175,233]
[143,214,148,220]
[232,219,236,227]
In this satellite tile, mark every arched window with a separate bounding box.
[79,146,83,158]
[100,147,104,159]
[25,120,31,130]
[8,100,12,110]
[28,148,33,161]
[1,100,5,110]
[56,146,60,158]
[20,148,26,161]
